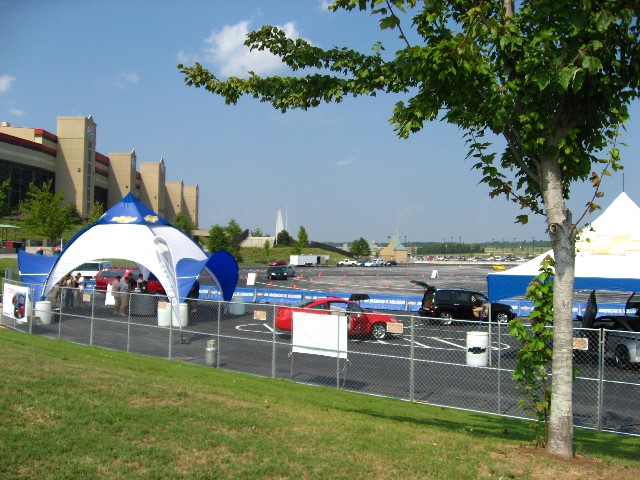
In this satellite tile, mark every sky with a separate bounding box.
[1,0,639,246]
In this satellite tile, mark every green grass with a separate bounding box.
[1,328,638,479]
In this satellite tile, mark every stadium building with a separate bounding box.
[0,115,198,226]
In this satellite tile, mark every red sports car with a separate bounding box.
[275,297,404,340]
[268,259,286,266]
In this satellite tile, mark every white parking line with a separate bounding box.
[427,336,467,350]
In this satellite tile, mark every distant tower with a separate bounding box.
[275,209,284,243]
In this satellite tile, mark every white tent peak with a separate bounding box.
[488,192,640,301]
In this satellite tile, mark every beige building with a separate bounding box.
[378,234,409,264]
[0,115,197,225]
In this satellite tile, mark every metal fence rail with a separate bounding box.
[2,280,638,436]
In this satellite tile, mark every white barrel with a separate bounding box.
[171,303,189,328]
[466,331,489,367]
[157,301,172,327]
[228,296,245,315]
[35,301,52,325]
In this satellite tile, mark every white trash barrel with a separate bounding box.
[171,303,189,328]
[157,301,172,327]
[35,301,52,325]
[466,331,489,367]
[228,296,245,316]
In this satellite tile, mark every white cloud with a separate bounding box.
[176,49,197,65]
[112,72,140,89]
[319,0,333,12]
[0,74,16,93]
[9,108,25,116]
[335,157,355,168]
[203,20,302,77]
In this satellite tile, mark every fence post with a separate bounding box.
[497,320,502,415]
[271,304,277,379]
[597,327,605,431]
[126,295,131,354]
[89,289,95,346]
[168,319,173,360]
[409,314,415,402]
[216,300,221,368]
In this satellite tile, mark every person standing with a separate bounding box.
[188,279,200,313]
[119,274,131,315]
[111,275,122,315]
[63,272,76,308]
[75,272,85,306]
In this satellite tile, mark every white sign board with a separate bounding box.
[2,283,30,322]
[292,312,348,359]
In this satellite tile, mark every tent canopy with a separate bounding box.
[18,193,238,307]
[488,192,640,301]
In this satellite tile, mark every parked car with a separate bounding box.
[576,291,640,368]
[94,267,139,291]
[384,260,398,266]
[275,297,404,340]
[337,258,358,266]
[268,259,286,266]
[267,265,288,280]
[71,260,113,280]
[365,258,384,267]
[354,259,367,267]
[411,280,516,324]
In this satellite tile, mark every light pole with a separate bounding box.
[531,236,535,256]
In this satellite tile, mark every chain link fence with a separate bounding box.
[2,279,638,436]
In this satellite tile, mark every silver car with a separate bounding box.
[577,291,640,368]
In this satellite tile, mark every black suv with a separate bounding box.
[411,280,516,324]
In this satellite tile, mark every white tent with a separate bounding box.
[488,192,640,301]
[19,194,238,319]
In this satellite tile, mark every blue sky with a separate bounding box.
[1,0,638,246]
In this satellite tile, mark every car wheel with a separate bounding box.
[614,345,631,369]
[439,311,453,326]
[370,323,387,340]
[495,312,510,324]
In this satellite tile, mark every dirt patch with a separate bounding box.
[490,445,638,479]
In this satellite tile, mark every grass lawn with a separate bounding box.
[1,328,639,479]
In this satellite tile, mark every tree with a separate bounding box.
[350,237,371,257]
[207,224,231,253]
[298,225,309,248]
[276,230,294,247]
[263,239,271,258]
[20,179,79,246]
[252,227,264,237]
[87,201,105,224]
[179,1,640,457]
[225,218,243,240]
[173,212,195,236]
[0,179,12,218]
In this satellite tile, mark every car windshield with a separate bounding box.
[77,262,100,270]
[101,270,125,278]
[291,299,316,308]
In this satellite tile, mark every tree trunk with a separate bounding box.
[540,158,576,458]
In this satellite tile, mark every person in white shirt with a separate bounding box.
[75,272,85,306]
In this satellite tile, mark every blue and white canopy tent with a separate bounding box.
[488,192,640,302]
[18,193,238,320]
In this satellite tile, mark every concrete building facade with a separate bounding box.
[0,115,197,225]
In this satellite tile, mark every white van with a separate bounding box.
[72,260,113,279]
